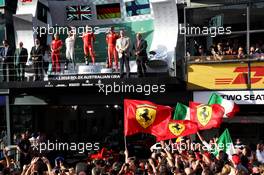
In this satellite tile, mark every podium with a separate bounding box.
[78,64,103,74]
[101,68,113,73]
[63,63,76,74]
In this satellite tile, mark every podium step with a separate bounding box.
[78,64,103,74]
[101,68,113,73]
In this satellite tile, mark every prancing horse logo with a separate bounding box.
[136,105,157,129]
[140,109,151,122]
[168,123,185,136]
[197,105,212,126]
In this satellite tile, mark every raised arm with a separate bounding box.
[3,147,10,168]
[124,148,129,164]
[161,141,173,160]
[42,157,52,175]
[148,158,157,174]
[256,144,264,164]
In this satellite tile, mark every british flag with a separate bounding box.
[66,6,93,21]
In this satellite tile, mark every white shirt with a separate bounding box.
[65,36,76,49]
[256,149,264,163]
[35,44,39,50]
[116,36,130,58]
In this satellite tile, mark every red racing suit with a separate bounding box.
[106,32,119,68]
[82,32,96,63]
[51,39,63,72]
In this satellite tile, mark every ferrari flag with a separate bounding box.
[124,99,172,137]
[156,120,198,141]
[190,102,224,130]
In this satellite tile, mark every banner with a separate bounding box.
[193,90,264,105]
[188,62,264,90]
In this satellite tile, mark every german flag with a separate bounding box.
[96,3,121,20]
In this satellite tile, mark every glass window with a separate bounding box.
[186,4,247,32]
[250,2,264,30]
[187,33,246,61]
[0,24,5,44]
[11,106,33,139]
[37,2,47,23]
[249,32,264,58]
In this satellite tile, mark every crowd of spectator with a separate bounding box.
[1,130,264,175]
[188,39,264,62]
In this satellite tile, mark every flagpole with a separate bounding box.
[124,135,127,150]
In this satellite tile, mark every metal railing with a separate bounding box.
[187,54,264,64]
[0,59,51,82]
[0,52,84,82]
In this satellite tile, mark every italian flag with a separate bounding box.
[173,103,190,120]
[208,93,239,118]
[215,129,235,159]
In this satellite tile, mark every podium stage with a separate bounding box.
[46,60,170,81]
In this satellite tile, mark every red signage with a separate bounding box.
[215,66,264,85]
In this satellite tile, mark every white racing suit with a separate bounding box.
[65,36,76,69]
